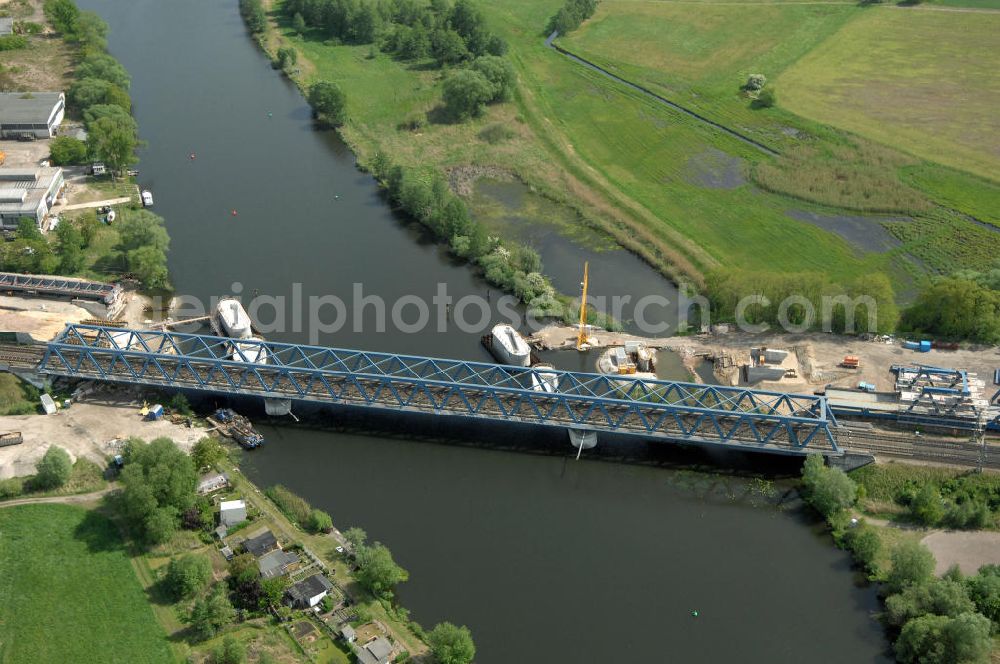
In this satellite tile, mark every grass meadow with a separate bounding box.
[0,504,172,664]
[263,0,1000,298]
[778,9,1000,181]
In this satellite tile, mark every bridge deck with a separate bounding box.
[36,324,840,455]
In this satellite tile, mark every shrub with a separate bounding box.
[308,508,333,534]
[307,81,346,125]
[843,522,881,575]
[35,445,73,489]
[0,35,28,50]
[0,476,25,499]
[238,0,265,34]
[16,21,44,35]
[909,483,945,526]
[895,612,992,664]
[162,553,212,601]
[213,635,245,664]
[479,124,515,144]
[442,69,493,121]
[428,622,476,664]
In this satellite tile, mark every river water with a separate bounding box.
[79,0,889,661]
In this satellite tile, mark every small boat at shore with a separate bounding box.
[141,190,154,207]
[487,324,531,367]
[211,408,264,449]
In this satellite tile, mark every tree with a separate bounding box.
[441,69,492,121]
[308,81,347,125]
[276,47,297,71]
[87,115,139,173]
[895,612,992,664]
[903,277,1000,344]
[910,483,945,526]
[885,578,975,627]
[54,220,86,273]
[291,12,306,34]
[213,636,246,664]
[431,28,468,66]
[471,55,515,102]
[800,454,856,518]
[842,522,880,575]
[128,245,170,288]
[887,541,936,594]
[355,542,409,597]
[428,622,476,664]
[743,74,766,92]
[259,576,288,610]
[49,136,89,166]
[35,445,72,489]
[74,11,108,51]
[69,77,130,113]
[76,52,130,89]
[189,585,235,641]
[120,437,197,542]
[308,509,333,533]
[117,209,170,253]
[228,553,264,610]
[83,103,137,133]
[191,437,226,470]
[163,553,213,601]
[966,565,1000,625]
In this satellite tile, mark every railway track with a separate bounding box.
[0,344,45,368]
[839,427,996,469]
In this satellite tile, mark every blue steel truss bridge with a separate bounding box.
[25,324,841,456]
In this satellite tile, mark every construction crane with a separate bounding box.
[577,261,589,351]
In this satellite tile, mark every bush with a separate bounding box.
[843,522,881,575]
[547,0,599,35]
[213,636,245,664]
[238,0,265,34]
[0,35,28,50]
[895,612,992,664]
[428,622,476,664]
[0,476,25,499]
[49,136,90,166]
[479,124,515,144]
[909,483,945,526]
[35,445,73,490]
[265,484,312,525]
[885,578,975,627]
[16,21,44,35]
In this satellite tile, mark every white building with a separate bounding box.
[219,499,247,527]
[0,168,65,229]
[0,92,65,139]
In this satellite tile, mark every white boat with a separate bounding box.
[490,324,531,367]
[529,363,559,393]
[141,190,154,207]
[215,297,252,339]
[230,340,267,364]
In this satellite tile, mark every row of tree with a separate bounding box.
[546,0,599,36]
[799,457,998,663]
[902,267,1000,344]
[369,155,560,311]
[284,0,507,65]
[705,268,899,335]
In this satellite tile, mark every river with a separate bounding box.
[79,0,889,661]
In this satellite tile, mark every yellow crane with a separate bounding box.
[577,261,589,351]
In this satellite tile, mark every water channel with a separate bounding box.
[79,0,890,660]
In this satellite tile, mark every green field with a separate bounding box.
[778,9,1000,181]
[0,504,172,664]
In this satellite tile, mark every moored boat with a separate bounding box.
[488,323,531,367]
[215,297,252,340]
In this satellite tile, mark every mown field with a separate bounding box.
[0,504,172,664]
[778,8,1000,181]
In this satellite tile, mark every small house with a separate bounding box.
[0,92,65,139]
[242,529,278,557]
[258,549,299,579]
[340,625,357,643]
[219,499,247,528]
[198,471,230,495]
[285,573,333,609]
[354,637,393,664]
[0,18,14,36]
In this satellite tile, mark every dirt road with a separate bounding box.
[0,487,113,509]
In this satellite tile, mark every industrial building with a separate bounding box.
[0,167,65,229]
[0,92,65,139]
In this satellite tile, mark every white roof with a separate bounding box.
[220,499,246,511]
